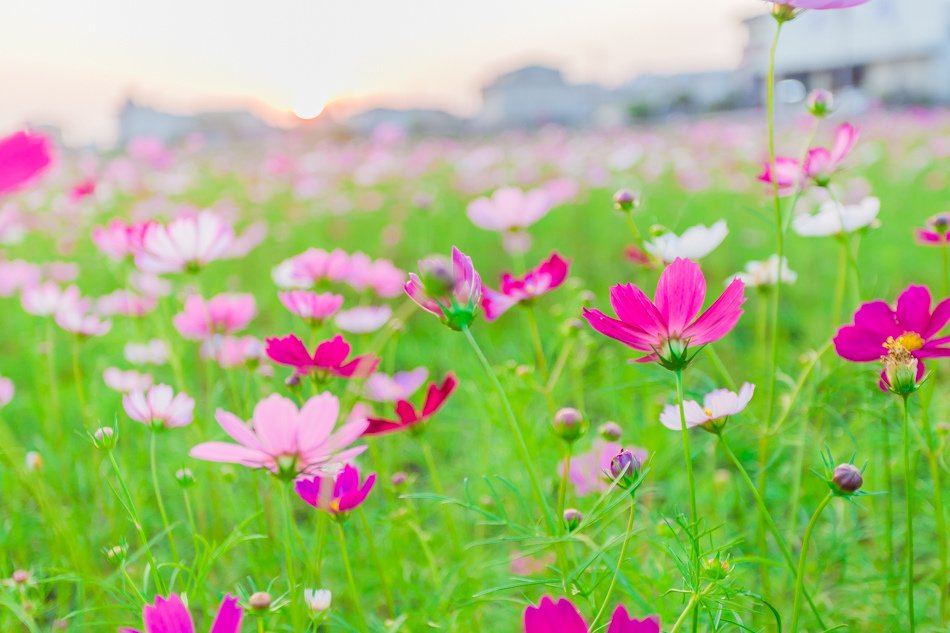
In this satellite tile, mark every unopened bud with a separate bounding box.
[105,544,128,564]
[609,449,641,489]
[25,451,42,471]
[11,570,31,585]
[832,463,863,494]
[598,421,622,441]
[304,588,332,612]
[249,592,272,611]
[613,189,640,212]
[805,89,833,118]
[175,468,195,487]
[702,555,734,580]
[391,471,408,487]
[552,407,587,443]
[93,427,116,450]
[563,508,583,531]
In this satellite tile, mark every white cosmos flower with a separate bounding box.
[660,383,755,432]
[729,255,797,288]
[304,588,332,612]
[792,196,880,237]
[645,220,728,263]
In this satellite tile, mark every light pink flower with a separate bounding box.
[467,186,552,232]
[135,211,235,273]
[777,0,870,8]
[0,131,53,195]
[190,392,368,480]
[660,383,755,431]
[55,303,112,337]
[335,305,392,333]
[173,293,256,340]
[0,376,13,408]
[803,123,858,185]
[757,156,804,197]
[364,367,429,402]
[272,248,351,288]
[201,335,265,368]
[103,367,153,393]
[91,219,152,261]
[96,290,157,317]
[561,440,648,496]
[124,339,170,365]
[123,384,195,429]
[0,260,41,297]
[278,290,343,324]
[21,282,81,316]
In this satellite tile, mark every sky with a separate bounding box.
[2,0,759,145]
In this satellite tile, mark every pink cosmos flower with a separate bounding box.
[201,336,265,369]
[21,282,81,316]
[125,339,170,365]
[583,258,745,369]
[0,260,41,297]
[561,440,648,497]
[335,305,392,334]
[295,463,376,516]
[103,367,154,393]
[69,178,96,203]
[0,376,14,408]
[91,220,152,261]
[135,211,235,274]
[189,392,368,479]
[123,384,195,429]
[757,156,803,197]
[405,246,482,330]
[364,374,458,436]
[265,334,379,379]
[173,294,256,341]
[523,596,659,633]
[915,212,950,246]
[803,123,858,185]
[345,253,406,298]
[0,131,53,195]
[96,290,157,317]
[272,248,351,288]
[55,303,112,337]
[278,290,343,324]
[482,252,570,321]
[364,367,429,402]
[660,383,755,432]
[467,187,552,232]
[120,593,242,633]
[774,0,870,8]
[834,285,950,386]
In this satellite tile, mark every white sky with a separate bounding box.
[2,0,760,144]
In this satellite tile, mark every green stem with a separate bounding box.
[279,483,302,630]
[420,437,462,552]
[461,325,556,532]
[669,593,700,633]
[790,492,834,633]
[674,369,700,633]
[44,321,60,427]
[831,238,848,331]
[313,512,328,585]
[149,431,179,561]
[358,506,395,617]
[902,396,916,632]
[71,337,88,422]
[881,416,896,609]
[591,498,636,627]
[336,521,367,632]
[921,397,948,625]
[524,304,549,382]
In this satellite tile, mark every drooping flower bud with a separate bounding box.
[391,471,408,487]
[249,592,273,611]
[598,421,623,441]
[609,449,641,489]
[552,407,587,443]
[832,463,864,494]
[612,189,640,212]
[418,256,456,298]
[563,508,583,531]
[805,89,834,118]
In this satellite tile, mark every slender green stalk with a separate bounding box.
[557,446,571,524]
[920,399,948,624]
[668,593,700,633]
[524,304,549,382]
[673,369,700,633]
[313,512,328,584]
[902,396,916,632]
[336,522,367,632]
[44,321,61,427]
[71,337,88,421]
[279,483,302,630]
[358,507,395,617]
[790,492,834,633]
[591,499,635,627]
[461,325,556,532]
[420,437,462,551]
[880,417,896,609]
[831,238,848,331]
[149,431,179,561]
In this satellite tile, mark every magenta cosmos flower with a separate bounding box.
[524,596,659,633]
[295,463,376,517]
[482,252,569,321]
[173,293,256,341]
[364,373,458,436]
[915,212,950,246]
[135,211,235,274]
[405,246,482,330]
[190,392,367,480]
[123,384,195,430]
[583,258,745,370]
[834,285,950,386]
[120,593,242,633]
[265,334,379,379]
[0,131,53,195]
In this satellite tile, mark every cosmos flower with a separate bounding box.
[467,186,552,232]
[583,258,745,369]
[335,305,392,334]
[125,339,170,365]
[21,282,81,316]
[103,367,154,393]
[803,123,859,185]
[561,440,648,497]
[660,383,755,432]
[523,596,659,633]
[96,290,157,317]
[173,293,256,340]
[792,197,880,237]
[135,211,235,274]
[729,255,797,288]
[644,221,728,263]
[123,384,195,429]
[189,392,368,479]
[364,367,429,402]
[364,373,458,436]
[915,212,950,246]
[120,593,242,633]
[482,252,569,321]
[295,463,376,517]
[758,156,804,197]
[201,335,265,369]
[91,220,153,261]
[0,131,53,195]
[278,290,343,324]
[55,303,112,337]
[405,246,482,330]
[0,376,14,409]
[264,334,379,379]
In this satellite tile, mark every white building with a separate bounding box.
[118,99,273,147]
[741,0,950,104]
[477,65,609,128]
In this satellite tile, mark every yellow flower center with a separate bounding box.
[884,332,925,352]
[703,408,714,417]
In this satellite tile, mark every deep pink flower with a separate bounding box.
[803,123,858,185]
[69,178,96,202]
[173,294,256,340]
[265,334,379,379]
[135,211,235,273]
[915,212,950,246]
[833,285,950,387]
[405,246,482,330]
[278,290,343,324]
[295,463,376,516]
[364,373,457,436]
[123,384,195,429]
[0,131,53,195]
[91,220,152,261]
[482,252,569,321]
[583,258,745,369]
[120,593,243,633]
[757,156,803,197]
[523,596,659,633]
[189,392,368,479]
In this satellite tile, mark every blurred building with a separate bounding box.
[617,71,749,118]
[347,108,463,136]
[741,0,950,105]
[118,99,273,146]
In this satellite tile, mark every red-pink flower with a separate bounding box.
[0,131,53,195]
[834,285,950,387]
[189,392,367,479]
[523,596,659,633]
[803,123,858,185]
[482,252,569,321]
[364,373,458,436]
[173,294,256,341]
[265,334,379,379]
[915,212,950,246]
[120,593,242,633]
[583,258,745,369]
[135,211,235,273]
[278,290,343,324]
[91,220,152,261]
[69,178,96,203]
[405,246,482,330]
[295,463,376,516]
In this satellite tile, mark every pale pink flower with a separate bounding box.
[0,260,41,297]
[123,384,194,429]
[660,383,755,431]
[0,376,13,408]
[272,248,350,288]
[124,339,170,365]
[135,211,235,273]
[130,271,172,298]
[173,293,256,340]
[91,220,152,261]
[335,305,392,333]
[43,262,79,283]
[103,367,153,393]
[96,290,157,317]
[345,253,406,297]
[364,367,429,402]
[201,335,265,368]
[55,303,111,337]
[278,291,343,324]
[21,283,81,316]
[467,186,552,232]
[190,392,368,480]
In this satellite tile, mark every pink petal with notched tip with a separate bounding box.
[654,257,706,335]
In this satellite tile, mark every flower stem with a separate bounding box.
[524,304,549,382]
[920,396,948,625]
[674,369,700,632]
[669,593,700,633]
[44,321,61,428]
[831,237,848,331]
[880,416,897,609]
[71,337,88,422]
[336,521,367,632]
[591,498,635,627]
[358,506,396,617]
[279,483,302,630]
[421,436,462,552]
[902,395,916,632]
[461,325,556,532]
[149,431,179,562]
[789,491,834,633]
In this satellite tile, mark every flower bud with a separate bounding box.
[805,89,833,118]
[598,421,623,441]
[771,2,799,22]
[93,427,117,450]
[552,407,587,443]
[701,555,734,580]
[304,588,332,612]
[612,189,640,212]
[52,619,69,630]
[832,463,863,494]
[175,468,195,487]
[609,449,641,489]
[930,213,950,235]
[391,471,408,487]
[249,592,272,611]
[418,256,455,297]
[563,508,583,532]
[25,451,43,471]
[11,570,31,585]
[105,544,128,565]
